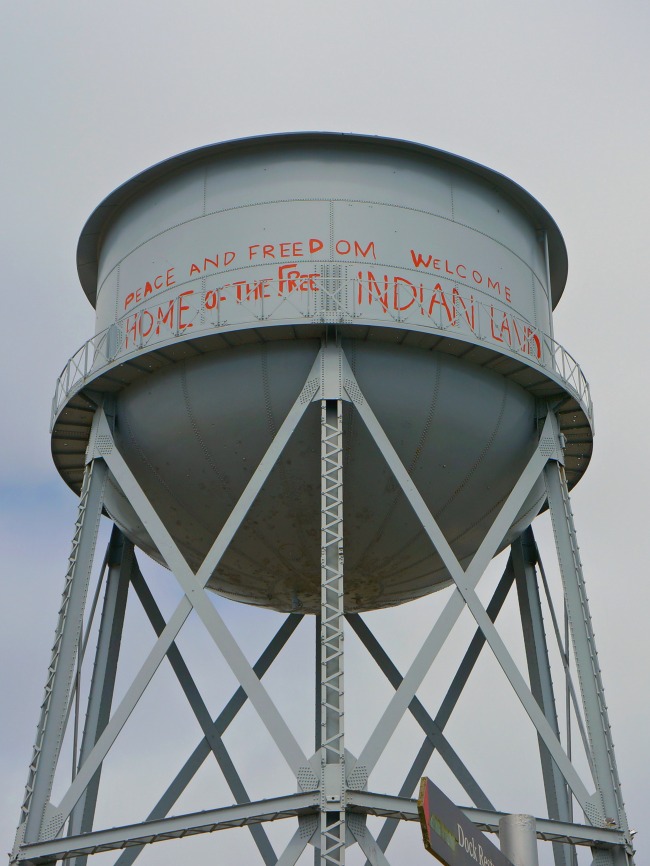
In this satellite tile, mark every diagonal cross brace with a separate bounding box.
[348,558,516,811]
[48,361,322,835]
[348,406,552,775]
[101,435,308,771]
[114,614,302,866]
[352,564,515,866]
[129,561,278,866]
[342,358,592,812]
[349,823,394,866]
[535,546,594,779]
[275,826,311,866]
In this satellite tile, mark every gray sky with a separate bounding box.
[1,3,649,864]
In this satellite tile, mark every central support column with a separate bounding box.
[319,398,346,865]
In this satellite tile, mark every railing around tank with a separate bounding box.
[51,281,593,430]
[543,337,593,420]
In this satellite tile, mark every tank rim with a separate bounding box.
[76,131,568,309]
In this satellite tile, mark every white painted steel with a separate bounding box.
[68,530,132,866]
[14,136,632,866]
[319,398,346,865]
[20,455,107,845]
[14,348,632,866]
[513,533,572,866]
[545,462,632,866]
[52,134,593,614]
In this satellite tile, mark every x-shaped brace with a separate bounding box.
[339,353,593,815]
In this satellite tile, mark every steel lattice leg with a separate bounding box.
[69,528,132,866]
[319,398,345,865]
[545,462,634,865]
[15,456,108,852]
[513,528,572,866]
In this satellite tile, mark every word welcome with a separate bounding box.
[410,250,512,301]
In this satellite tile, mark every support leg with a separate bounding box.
[513,528,572,866]
[545,462,633,864]
[69,527,132,866]
[16,456,108,848]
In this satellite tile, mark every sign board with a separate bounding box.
[418,778,514,866]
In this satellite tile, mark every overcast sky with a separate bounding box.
[1,3,649,865]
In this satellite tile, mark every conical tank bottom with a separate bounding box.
[103,339,545,612]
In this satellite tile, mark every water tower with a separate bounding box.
[11,134,634,865]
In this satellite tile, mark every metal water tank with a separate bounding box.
[52,133,592,613]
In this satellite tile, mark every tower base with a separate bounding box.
[11,344,633,866]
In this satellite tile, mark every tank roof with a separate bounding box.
[77,132,568,308]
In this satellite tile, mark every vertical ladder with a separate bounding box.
[319,398,346,865]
